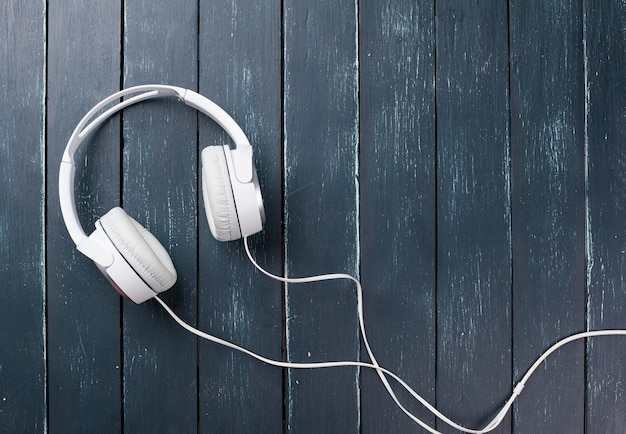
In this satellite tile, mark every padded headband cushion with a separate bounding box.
[202,146,241,242]
[99,207,177,291]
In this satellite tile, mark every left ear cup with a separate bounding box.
[201,146,241,242]
[99,207,177,291]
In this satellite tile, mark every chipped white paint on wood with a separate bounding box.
[284,1,360,432]
[0,1,47,432]
[3,0,626,432]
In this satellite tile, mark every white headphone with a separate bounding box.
[59,84,265,303]
[60,85,626,433]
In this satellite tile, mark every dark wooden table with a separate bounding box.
[2,1,626,433]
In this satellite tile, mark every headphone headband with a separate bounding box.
[62,85,251,165]
[59,84,254,264]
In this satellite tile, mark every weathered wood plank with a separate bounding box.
[197,1,284,432]
[283,0,360,432]
[509,0,586,432]
[0,1,46,431]
[46,1,123,431]
[436,1,512,432]
[359,0,437,432]
[584,0,626,431]
[121,1,198,431]
[7,1,626,432]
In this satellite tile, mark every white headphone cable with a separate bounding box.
[241,237,504,434]
[153,294,443,434]
[152,237,626,434]
[240,238,626,432]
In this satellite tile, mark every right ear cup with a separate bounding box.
[99,207,177,292]
[201,146,241,242]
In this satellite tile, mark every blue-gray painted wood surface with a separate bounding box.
[198,1,284,432]
[2,1,626,433]
[0,1,46,432]
[121,1,199,431]
[283,1,360,432]
[436,1,512,432]
[584,0,626,432]
[510,0,587,432]
[46,1,123,431]
[359,1,437,432]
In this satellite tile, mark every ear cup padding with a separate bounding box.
[202,146,241,242]
[99,207,177,291]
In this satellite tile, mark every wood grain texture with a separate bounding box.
[4,1,626,432]
[46,1,123,432]
[359,0,437,432]
[436,1,512,432]
[584,0,626,431]
[509,0,586,432]
[283,0,360,432]
[0,0,46,431]
[198,1,283,432]
[121,1,198,431]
